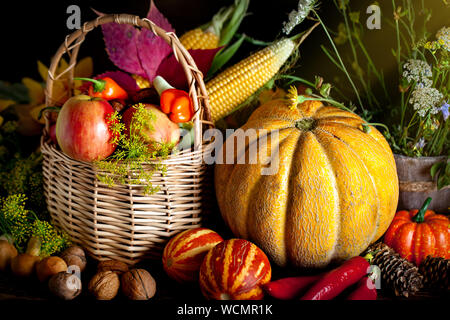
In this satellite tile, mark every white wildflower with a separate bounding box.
[402,59,433,87]
[409,87,444,117]
[282,0,316,35]
[436,26,450,51]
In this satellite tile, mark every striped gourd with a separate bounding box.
[206,38,296,123]
[162,228,223,283]
[180,28,220,50]
[199,239,272,300]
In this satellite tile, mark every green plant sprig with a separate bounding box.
[95,104,176,195]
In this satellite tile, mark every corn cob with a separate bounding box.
[180,0,249,50]
[206,38,296,122]
[180,27,219,50]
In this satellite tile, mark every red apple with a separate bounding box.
[49,124,58,146]
[122,104,180,151]
[55,95,117,162]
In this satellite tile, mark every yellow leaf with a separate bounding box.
[30,103,48,124]
[13,104,43,136]
[38,61,49,82]
[0,115,3,127]
[49,81,69,106]
[74,57,93,78]
[0,99,16,112]
[22,77,45,105]
[56,58,70,79]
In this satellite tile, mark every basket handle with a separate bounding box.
[44,13,213,150]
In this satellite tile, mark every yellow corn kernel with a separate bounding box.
[206,38,295,123]
[180,28,220,50]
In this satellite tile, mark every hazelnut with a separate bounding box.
[48,271,82,300]
[60,246,87,272]
[121,269,156,300]
[0,240,18,271]
[10,253,40,277]
[97,259,129,275]
[88,271,120,300]
[36,256,68,282]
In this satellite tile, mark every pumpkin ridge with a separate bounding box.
[409,223,418,262]
[314,127,380,260]
[308,131,340,264]
[247,129,301,266]
[222,130,290,238]
[316,121,394,161]
[427,222,447,258]
[286,131,340,266]
[280,130,304,265]
[312,123,398,242]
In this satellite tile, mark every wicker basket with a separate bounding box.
[41,14,215,265]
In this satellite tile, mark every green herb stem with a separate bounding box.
[313,9,365,112]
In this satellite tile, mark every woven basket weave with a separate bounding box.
[41,14,215,265]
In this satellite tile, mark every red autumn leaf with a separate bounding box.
[98,0,174,80]
[98,9,144,77]
[138,0,174,81]
[156,47,223,90]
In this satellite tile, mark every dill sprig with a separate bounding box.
[0,194,70,255]
[95,103,176,195]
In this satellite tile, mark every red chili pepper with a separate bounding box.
[300,254,372,300]
[75,77,128,101]
[153,76,193,123]
[346,276,377,300]
[263,273,324,300]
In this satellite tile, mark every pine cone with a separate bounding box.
[366,242,423,298]
[419,256,449,291]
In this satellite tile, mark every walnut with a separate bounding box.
[48,271,82,300]
[88,271,120,300]
[121,269,156,300]
[60,246,87,272]
[97,259,129,275]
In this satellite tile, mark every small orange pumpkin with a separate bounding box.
[384,198,450,266]
[199,239,271,300]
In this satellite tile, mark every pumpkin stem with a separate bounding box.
[412,197,432,223]
[295,118,316,131]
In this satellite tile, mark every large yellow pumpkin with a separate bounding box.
[214,99,399,268]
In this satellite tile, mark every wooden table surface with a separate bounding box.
[0,254,445,302]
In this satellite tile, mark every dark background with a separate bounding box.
[0,0,448,121]
[0,0,448,102]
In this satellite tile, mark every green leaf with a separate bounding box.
[238,33,272,46]
[0,81,30,104]
[430,161,444,179]
[436,162,450,190]
[207,34,246,78]
[219,0,250,47]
